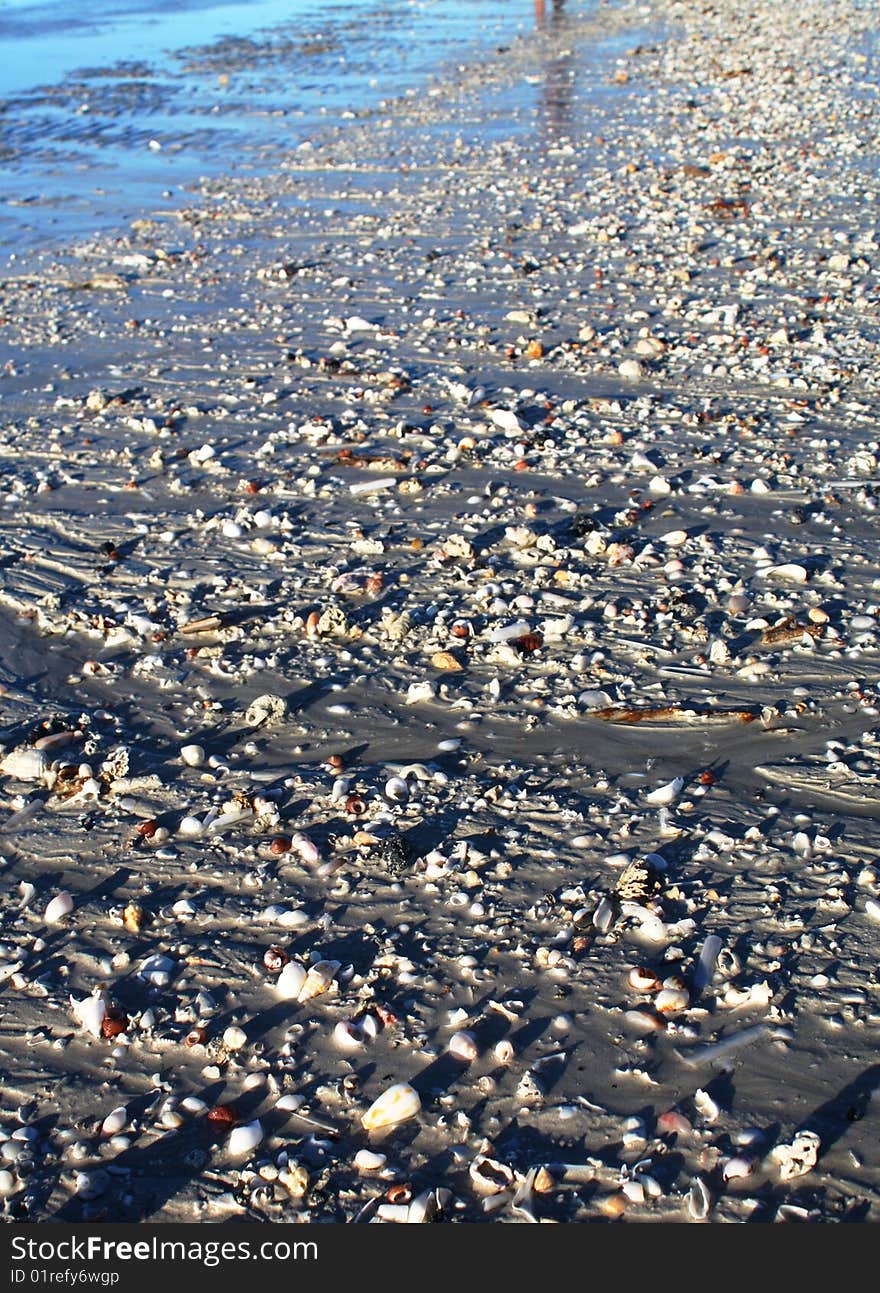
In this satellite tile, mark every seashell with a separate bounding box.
[101,1107,127,1138]
[657,1110,692,1136]
[298,959,340,1002]
[469,1155,514,1195]
[645,777,684,806]
[768,1129,821,1182]
[1,748,49,782]
[354,1149,386,1173]
[693,1088,720,1123]
[624,1007,666,1035]
[407,1190,441,1224]
[692,934,722,995]
[722,1155,755,1182]
[384,776,409,803]
[592,895,615,932]
[486,1041,511,1068]
[71,994,107,1040]
[291,832,320,864]
[333,1020,364,1051]
[223,1026,248,1051]
[616,858,661,902]
[228,1120,263,1158]
[45,891,74,924]
[361,1082,421,1132]
[274,1093,304,1114]
[430,650,463,672]
[448,1031,478,1063]
[687,1176,712,1220]
[180,744,205,768]
[627,966,661,993]
[275,961,307,1000]
[178,815,203,839]
[138,954,176,986]
[765,563,808,584]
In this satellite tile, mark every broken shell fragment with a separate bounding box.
[469,1155,514,1195]
[1,748,50,783]
[298,959,341,1001]
[768,1130,821,1182]
[361,1082,421,1132]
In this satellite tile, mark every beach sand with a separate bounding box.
[0,0,879,1222]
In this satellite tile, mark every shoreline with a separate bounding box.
[0,0,879,1223]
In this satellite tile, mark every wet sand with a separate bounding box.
[1,0,880,1222]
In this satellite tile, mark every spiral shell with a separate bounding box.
[361,1082,421,1132]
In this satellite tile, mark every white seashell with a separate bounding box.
[44,892,74,924]
[71,994,106,1040]
[655,987,689,1014]
[354,1149,386,1173]
[864,899,880,924]
[687,1176,712,1220]
[692,934,722,995]
[361,1082,421,1132]
[138,954,176,986]
[694,1088,720,1123]
[469,1155,514,1195]
[384,776,409,803]
[618,358,644,381]
[298,959,340,1002]
[228,1120,263,1158]
[627,966,661,994]
[178,815,203,839]
[769,1129,821,1181]
[180,744,205,767]
[0,748,49,782]
[291,833,320,864]
[448,1031,479,1063]
[275,961,307,1000]
[766,563,808,584]
[223,1026,248,1051]
[645,777,684,806]
[406,1190,440,1224]
[624,1008,666,1035]
[722,1155,755,1181]
[275,1093,305,1113]
[493,1039,515,1065]
[101,1107,127,1137]
[333,1020,364,1051]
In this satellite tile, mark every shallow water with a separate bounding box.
[0,0,592,254]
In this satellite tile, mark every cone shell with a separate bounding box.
[361,1082,421,1132]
